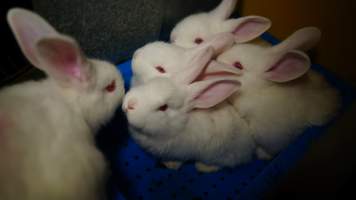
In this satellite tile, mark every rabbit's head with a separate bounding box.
[124,46,240,136]
[217,27,321,89]
[7,8,124,130]
[132,32,235,85]
[170,0,271,48]
[131,42,185,85]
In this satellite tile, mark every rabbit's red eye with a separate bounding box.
[233,61,243,69]
[158,104,168,111]
[105,80,116,92]
[155,66,166,73]
[194,37,204,44]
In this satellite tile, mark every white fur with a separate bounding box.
[131,42,185,86]
[170,0,271,48]
[217,27,340,157]
[131,33,235,86]
[123,50,256,169]
[124,78,255,168]
[0,8,124,200]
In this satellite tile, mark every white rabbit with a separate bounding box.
[0,8,124,200]
[123,46,255,173]
[131,32,236,86]
[217,27,340,159]
[170,0,271,48]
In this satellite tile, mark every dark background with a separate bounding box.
[1,0,355,198]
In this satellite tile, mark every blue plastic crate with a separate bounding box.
[103,32,355,200]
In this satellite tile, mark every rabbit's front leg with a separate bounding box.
[162,161,183,170]
[195,162,220,173]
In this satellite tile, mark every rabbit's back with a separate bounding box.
[232,70,339,155]
[189,103,255,166]
[301,70,340,125]
[0,81,107,200]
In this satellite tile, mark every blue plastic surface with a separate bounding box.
[104,33,355,200]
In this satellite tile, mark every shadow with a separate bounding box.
[96,109,130,200]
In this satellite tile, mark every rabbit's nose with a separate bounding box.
[124,98,137,112]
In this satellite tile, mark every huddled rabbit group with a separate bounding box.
[124,0,339,172]
[0,0,340,199]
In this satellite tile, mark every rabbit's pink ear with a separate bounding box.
[200,60,242,80]
[223,16,271,43]
[210,0,238,20]
[187,77,240,109]
[35,36,91,85]
[264,50,310,82]
[7,8,58,67]
[198,32,235,54]
[272,27,321,52]
[175,46,215,84]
